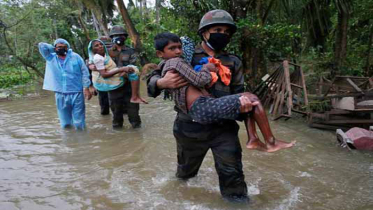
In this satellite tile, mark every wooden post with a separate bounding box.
[300,66,309,107]
[346,78,363,93]
[283,60,293,116]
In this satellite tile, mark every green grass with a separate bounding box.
[0,68,34,88]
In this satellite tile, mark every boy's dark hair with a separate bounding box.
[154,32,181,51]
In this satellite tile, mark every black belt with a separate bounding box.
[176,112,193,122]
[176,111,235,127]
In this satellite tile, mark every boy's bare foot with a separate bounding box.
[246,138,268,151]
[130,96,148,104]
[265,139,296,153]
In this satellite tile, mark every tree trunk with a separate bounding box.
[53,18,58,39]
[261,0,275,26]
[144,0,147,20]
[102,14,110,35]
[139,0,143,21]
[77,14,90,41]
[228,0,269,90]
[2,28,44,78]
[92,12,102,37]
[155,0,160,24]
[334,10,349,76]
[116,0,149,65]
[364,23,373,77]
[128,0,136,8]
[256,0,262,25]
[92,9,109,37]
[77,37,88,59]
[235,0,266,90]
[228,0,247,19]
[14,26,18,55]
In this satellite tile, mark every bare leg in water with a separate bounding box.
[242,92,296,152]
[185,86,294,152]
[129,79,148,104]
[245,115,267,151]
[120,69,147,104]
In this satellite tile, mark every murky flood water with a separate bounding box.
[1,84,373,210]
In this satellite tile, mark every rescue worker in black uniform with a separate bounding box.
[109,26,142,128]
[147,10,251,201]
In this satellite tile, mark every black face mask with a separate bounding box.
[206,33,230,51]
[55,48,67,56]
[112,36,125,46]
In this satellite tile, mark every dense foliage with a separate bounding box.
[0,0,372,89]
[0,68,34,88]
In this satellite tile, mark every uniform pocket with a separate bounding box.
[174,118,213,140]
[120,54,130,65]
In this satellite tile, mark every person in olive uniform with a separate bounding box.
[154,33,295,152]
[147,10,252,201]
[108,25,142,128]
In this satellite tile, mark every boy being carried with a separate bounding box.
[154,32,295,152]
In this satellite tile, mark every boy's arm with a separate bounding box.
[38,42,55,61]
[147,69,189,98]
[164,58,211,88]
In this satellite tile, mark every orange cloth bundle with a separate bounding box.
[208,57,231,86]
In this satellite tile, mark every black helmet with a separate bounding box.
[198,9,237,35]
[99,36,112,44]
[98,36,113,48]
[109,25,128,38]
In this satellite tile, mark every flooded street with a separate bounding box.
[1,85,373,210]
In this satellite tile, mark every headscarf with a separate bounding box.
[180,36,195,64]
[88,39,110,65]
